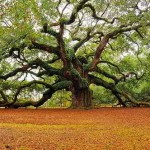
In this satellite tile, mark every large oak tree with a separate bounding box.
[0,0,150,108]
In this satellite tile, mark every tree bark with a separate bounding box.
[71,88,92,108]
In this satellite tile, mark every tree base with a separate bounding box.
[68,105,92,109]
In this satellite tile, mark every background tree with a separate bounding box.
[0,0,150,108]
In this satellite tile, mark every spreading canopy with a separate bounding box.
[0,0,150,108]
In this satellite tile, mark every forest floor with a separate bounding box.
[0,108,149,150]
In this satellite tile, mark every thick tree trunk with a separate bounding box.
[71,88,92,108]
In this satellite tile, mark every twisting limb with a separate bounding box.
[89,74,150,107]
[58,23,71,67]
[73,30,91,52]
[30,41,59,56]
[41,23,59,38]
[0,44,26,61]
[95,67,119,84]
[12,80,52,105]
[63,0,90,25]
[0,58,62,80]
[89,35,110,70]
[41,21,70,67]
[0,67,29,80]
[88,74,126,107]
[88,21,150,71]
[100,2,110,17]
[108,23,150,38]
[6,80,72,108]
[99,60,122,74]
[73,30,104,52]
[83,3,118,24]
[97,60,145,83]
[123,33,143,65]
[12,89,54,108]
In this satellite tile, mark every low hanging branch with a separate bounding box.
[0,58,63,80]
[5,80,72,108]
[12,80,52,104]
[88,74,126,107]
[11,88,54,108]
[89,74,150,107]
[118,91,150,107]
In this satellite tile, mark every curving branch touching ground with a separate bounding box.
[1,80,72,108]
[11,88,54,108]
[12,80,52,104]
[89,74,150,107]
[11,80,72,108]
[88,74,126,107]
[118,91,150,107]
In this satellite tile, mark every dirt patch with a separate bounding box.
[0,108,150,150]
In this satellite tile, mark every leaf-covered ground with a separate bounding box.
[0,108,149,150]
